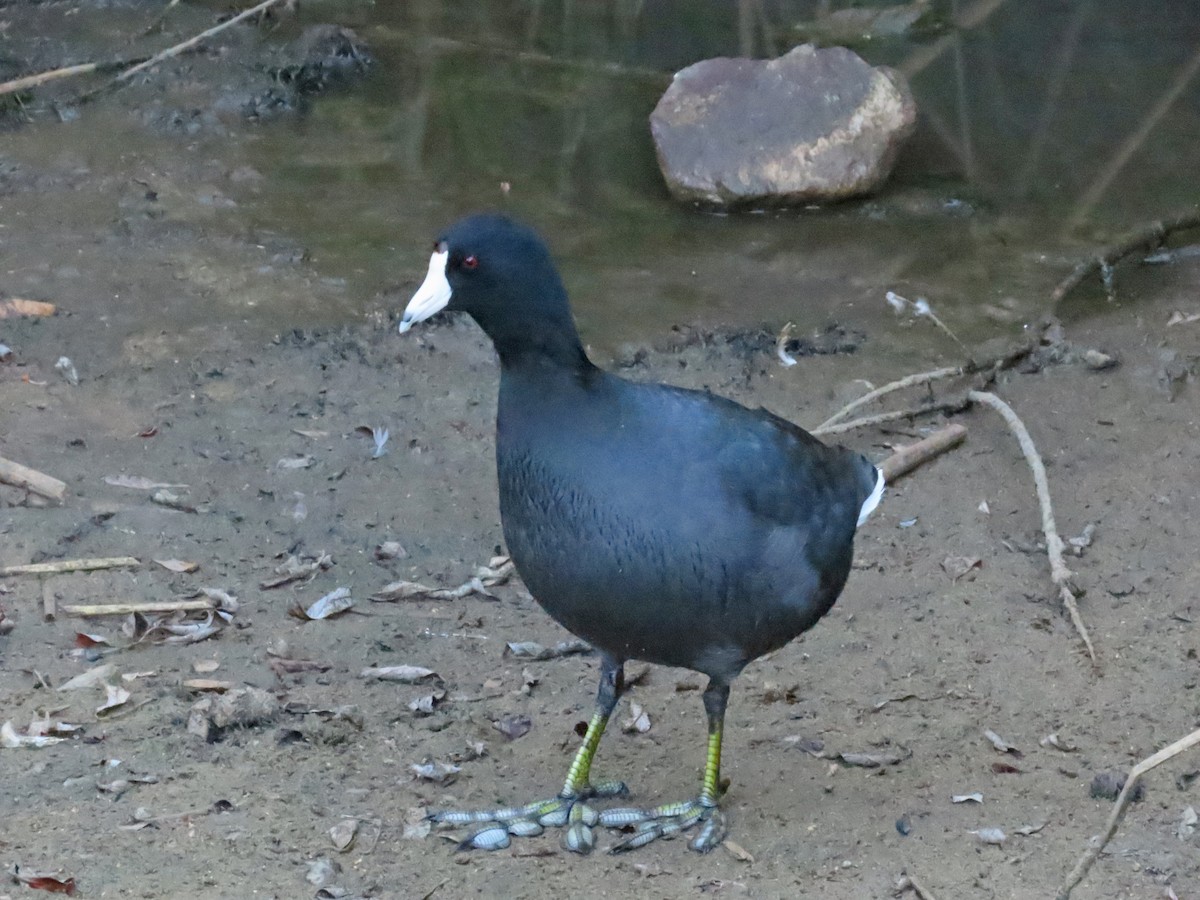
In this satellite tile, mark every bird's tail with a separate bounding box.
[855,457,885,527]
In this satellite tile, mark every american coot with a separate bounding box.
[400,214,884,854]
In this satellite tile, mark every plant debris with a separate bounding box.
[502,639,591,660]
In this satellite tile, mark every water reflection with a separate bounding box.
[240,0,1200,354]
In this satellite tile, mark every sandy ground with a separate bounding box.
[3,7,1200,900]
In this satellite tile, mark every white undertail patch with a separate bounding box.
[856,465,885,527]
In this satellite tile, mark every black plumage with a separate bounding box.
[400,214,883,854]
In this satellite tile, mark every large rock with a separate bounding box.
[650,45,916,207]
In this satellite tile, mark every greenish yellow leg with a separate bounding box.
[606,679,730,854]
[561,710,609,796]
[700,722,723,806]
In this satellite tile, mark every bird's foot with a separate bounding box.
[429,781,629,853]
[601,798,727,854]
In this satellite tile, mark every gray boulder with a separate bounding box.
[650,45,917,207]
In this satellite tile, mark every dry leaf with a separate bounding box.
[97,683,131,716]
[494,713,532,741]
[410,759,460,783]
[952,792,984,804]
[360,665,436,683]
[193,659,221,674]
[295,587,353,621]
[941,555,982,581]
[502,639,591,660]
[57,664,117,691]
[622,701,652,734]
[276,455,314,469]
[1,720,66,749]
[155,559,199,574]
[329,817,359,852]
[722,839,754,862]
[983,729,1022,756]
[971,827,1007,845]
[408,690,445,715]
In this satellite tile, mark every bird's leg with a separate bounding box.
[429,656,628,853]
[604,679,730,854]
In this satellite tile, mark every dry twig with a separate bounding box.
[1051,210,1200,304]
[0,456,67,503]
[0,63,103,98]
[0,557,140,577]
[814,367,963,432]
[1056,727,1200,899]
[813,398,969,437]
[879,425,968,483]
[967,391,1096,665]
[62,599,217,617]
[114,0,288,85]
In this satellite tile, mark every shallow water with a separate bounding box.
[8,0,1200,358]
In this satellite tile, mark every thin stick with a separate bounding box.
[42,581,57,622]
[1051,210,1200,304]
[0,557,141,577]
[879,425,967,482]
[967,391,1097,665]
[813,401,966,437]
[114,0,287,85]
[0,456,67,503]
[1056,726,1200,899]
[1068,45,1200,229]
[62,598,215,617]
[814,367,963,432]
[0,63,100,98]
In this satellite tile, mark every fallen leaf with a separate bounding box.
[193,659,221,674]
[1,720,66,749]
[154,559,199,574]
[329,817,359,852]
[952,792,984,804]
[294,587,354,621]
[374,541,407,560]
[971,827,1006,845]
[503,639,592,660]
[97,683,131,716]
[494,713,532,741]
[941,555,983,581]
[410,759,460,783]
[276,455,315,469]
[360,665,436,683]
[722,839,754,862]
[57,664,117,691]
[1015,821,1047,836]
[74,632,110,649]
[408,690,446,715]
[11,867,76,894]
[622,701,652,734]
[983,729,1021,756]
[1040,732,1078,752]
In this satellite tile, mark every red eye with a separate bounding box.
[462,255,478,270]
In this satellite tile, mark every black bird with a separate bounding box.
[400,214,883,854]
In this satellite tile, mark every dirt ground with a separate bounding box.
[3,8,1200,900]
